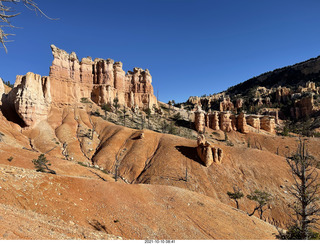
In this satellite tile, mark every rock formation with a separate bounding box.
[260,116,275,133]
[0,78,4,105]
[194,105,205,133]
[219,112,233,132]
[6,72,51,127]
[197,134,223,167]
[49,45,157,110]
[194,111,275,134]
[0,45,159,127]
[291,95,314,119]
[246,116,260,131]
[237,112,249,133]
[208,112,220,130]
[220,97,234,112]
[235,98,243,110]
[276,87,291,103]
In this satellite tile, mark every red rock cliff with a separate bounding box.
[49,45,158,110]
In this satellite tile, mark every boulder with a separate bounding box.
[196,134,223,167]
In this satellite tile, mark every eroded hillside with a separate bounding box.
[0,45,319,240]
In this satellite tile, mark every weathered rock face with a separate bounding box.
[260,116,275,133]
[196,134,223,167]
[6,72,51,127]
[219,112,233,132]
[220,97,234,112]
[237,112,248,133]
[235,98,243,110]
[246,116,260,131]
[276,87,291,103]
[194,110,274,134]
[208,112,220,130]
[49,45,158,110]
[49,44,92,105]
[194,110,205,133]
[291,95,314,119]
[0,78,4,105]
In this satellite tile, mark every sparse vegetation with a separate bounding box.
[247,190,272,220]
[277,140,320,240]
[80,97,91,103]
[7,156,13,162]
[0,132,4,142]
[32,154,56,174]
[227,186,244,209]
[101,103,112,119]
[113,97,120,113]
[3,80,13,88]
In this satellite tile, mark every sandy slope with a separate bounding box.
[0,107,318,239]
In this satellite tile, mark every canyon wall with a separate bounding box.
[5,72,51,127]
[49,45,157,110]
[1,45,159,127]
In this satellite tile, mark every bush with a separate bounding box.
[278,224,320,240]
[32,154,56,174]
[0,132,4,142]
[80,97,91,103]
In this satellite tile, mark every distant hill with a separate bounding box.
[226,55,320,97]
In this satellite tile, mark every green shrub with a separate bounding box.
[278,224,320,240]
[32,154,56,174]
[80,97,91,103]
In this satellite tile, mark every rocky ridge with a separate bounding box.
[1,45,158,127]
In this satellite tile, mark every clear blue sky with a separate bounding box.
[1,0,320,103]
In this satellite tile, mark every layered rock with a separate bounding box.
[237,112,248,133]
[208,112,220,130]
[246,115,260,131]
[291,95,314,119]
[219,112,233,132]
[49,44,92,105]
[196,134,223,167]
[49,45,158,110]
[194,106,205,133]
[6,72,51,127]
[194,111,274,134]
[219,97,234,112]
[260,116,275,133]
[276,87,291,103]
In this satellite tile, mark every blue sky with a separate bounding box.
[1,0,320,103]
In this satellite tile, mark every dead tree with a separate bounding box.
[0,0,55,52]
[280,139,320,240]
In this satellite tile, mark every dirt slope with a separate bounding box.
[0,163,277,240]
[0,106,318,239]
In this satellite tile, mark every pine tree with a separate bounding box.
[227,186,244,209]
[278,139,320,240]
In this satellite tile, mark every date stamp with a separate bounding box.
[145,240,175,244]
